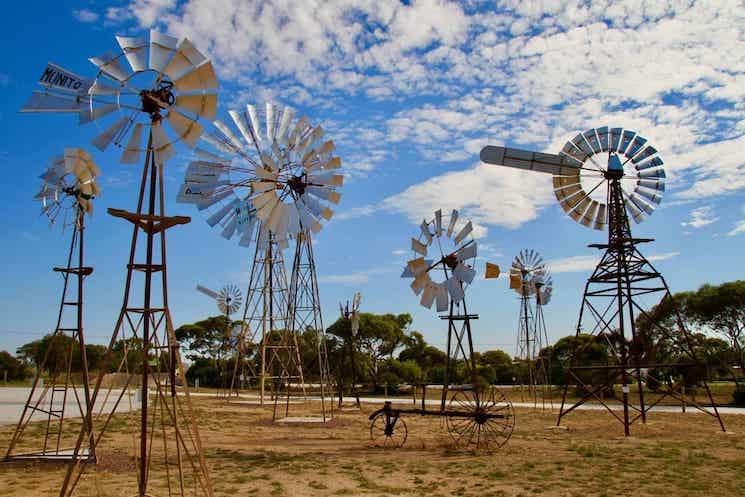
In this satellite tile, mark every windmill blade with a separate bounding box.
[173,62,218,92]
[309,171,344,187]
[195,147,229,164]
[639,168,666,179]
[402,258,433,278]
[593,203,607,231]
[579,200,600,227]
[306,186,341,204]
[79,103,119,125]
[196,284,220,300]
[288,115,310,148]
[411,238,427,256]
[21,91,87,113]
[214,118,244,152]
[265,102,275,141]
[220,212,239,239]
[175,94,217,120]
[625,134,648,159]
[569,195,593,222]
[509,272,522,291]
[321,157,342,170]
[609,128,623,152]
[455,242,477,262]
[485,262,500,279]
[446,277,465,303]
[637,179,665,192]
[420,220,433,245]
[627,192,655,215]
[618,130,637,155]
[89,51,131,83]
[481,145,583,172]
[420,283,436,309]
[163,38,208,81]
[623,194,645,223]
[435,283,449,312]
[168,109,204,148]
[446,209,459,237]
[205,198,240,227]
[151,123,175,165]
[453,220,473,245]
[246,105,263,148]
[453,263,476,285]
[635,186,662,205]
[92,116,130,151]
[115,35,148,73]
[276,105,295,145]
[433,209,443,236]
[410,273,427,296]
[149,30,179,72]
[121,123,144,164]
[596,126,610,151]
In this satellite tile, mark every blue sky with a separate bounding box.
[1,0,744,357]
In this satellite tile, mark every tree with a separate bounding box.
[327,312,411,390]
[479,350,515,384]
[175,315,234,363]
[17,334,107,375]
[0,351,30,381]
[685,281,745,380]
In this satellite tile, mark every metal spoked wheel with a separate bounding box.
[370,412,408,448]
[446,388,515,451]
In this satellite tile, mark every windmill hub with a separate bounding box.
[287,174,307,195]
[605,153,624,180]
[443,253,459,270]
[140,80,175,120]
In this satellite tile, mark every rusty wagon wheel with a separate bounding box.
[370,411,408,448]
[445,388,514,451]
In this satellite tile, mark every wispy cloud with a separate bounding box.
[549,251,680,274]
[317,266,395,285]
[72,8,99,23]
[681,205,718,229]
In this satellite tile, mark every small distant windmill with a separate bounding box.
[5,149,100,463]
[509,249,552,407]
[196,284,243,397]
[338,292,361,409]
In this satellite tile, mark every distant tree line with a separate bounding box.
[4,280,744,404]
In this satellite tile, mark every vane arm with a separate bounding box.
[481,145,605,175]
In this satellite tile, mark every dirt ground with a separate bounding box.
[0,395,743,497]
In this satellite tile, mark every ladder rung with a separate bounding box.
[126,308,166,313]
[57,328,79,332]
[62,302,79,306]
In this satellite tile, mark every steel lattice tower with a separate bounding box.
[274,233,333,421]
[557,175,725,434]
[5,206,95,463]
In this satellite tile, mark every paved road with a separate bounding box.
[0,387,140,426]
[197,391,745,415]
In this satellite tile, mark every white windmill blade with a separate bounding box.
[149,30,179,72]
[447,209,458,238]
[309,171,344,187]
[288,115,310,148]
[453,221,473,245]
[163,38,208,82]
[176,94,218,121]
[196,284,220,300]
[301,194,333,220]
[420,220,433,245]
[435,283,449,312]
[21,91,89,113]
[306,186,341,204]
[453,263,476,285]
[446,277,465,303]
[121,123,145,164]
[173,61,218,92]
[420,283,436,309]
[276,105,294,145]
[205,197,241,227]
[116,35,148,72]
[167,109,204,148]
[455,242,477,262]
[265,102,275,141]
[79,103,119,125]
[214,118,245,152]
[89,51,131,83]
[92,116,131,152]
[434,209,443,236]
[151,123,175,166]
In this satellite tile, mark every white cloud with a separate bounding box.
[72,8,99,23]
[549,251,680,273]
[681,205,718,229]
[123,0,745,227]
[318,266,393,285]
[380,162,554,234]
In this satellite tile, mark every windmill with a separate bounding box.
[178,101,341,422]
[481,127,725,435]
[337,292,362,409]
[196,284,243,397]
[22,30,216,496]
[509,249,553,407]
[4,149,99,463]
[374,209,514,451]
